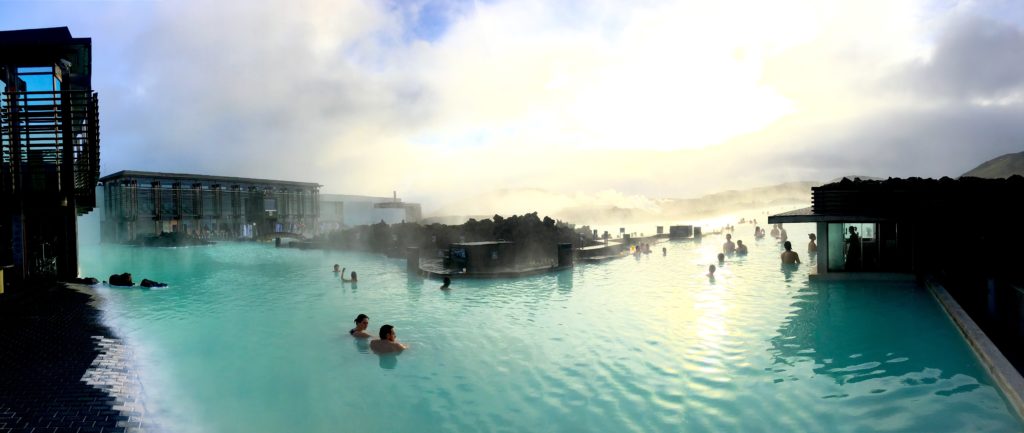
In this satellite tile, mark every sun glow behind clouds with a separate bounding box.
[415,0,824,152]
[564,0,819,151]
[25,0,1020,205]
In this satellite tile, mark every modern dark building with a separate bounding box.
[445,241,572,276]
[669,225,702,239]
[769,176,1024,374]
[1,27,101,280]
[769,176,1024,279]
[98,170,320,243]
[448,241,518,273]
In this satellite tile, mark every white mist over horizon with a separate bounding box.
[6,0,1021,209]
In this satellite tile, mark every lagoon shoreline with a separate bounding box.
[0,282,146,433]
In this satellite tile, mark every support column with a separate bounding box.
[817,222,827,276]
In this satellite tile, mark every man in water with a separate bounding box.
[779,224,788,243]
[723,234,736,254]
[440,277,451,290]
[370,324,407,353]
[736,240,748,255]
[350,314,371,338]
[808,233,818,253]
[781,241,800,264]
[333,264,340,273]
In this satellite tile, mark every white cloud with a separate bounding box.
[58,0,1024,214]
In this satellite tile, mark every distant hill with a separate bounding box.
[638,181,817,223]
[428,181,817,226]
[421,153,1024,227]
[962,151,1024,178]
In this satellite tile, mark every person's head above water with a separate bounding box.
[784,241,793,251]
[350,314,369,336]
[351,271,358,281]
[354,313,368,327]
[333,264,340,271]
[379,324,395,340]
[717,253,725,262]
[726,233,732,241]
[708,264,716,275]
[442,277,451,288]
[737,240,744,246]
[808,233,816,241]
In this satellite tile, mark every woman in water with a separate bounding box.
[341,268,357,283]
[350,314,371,338]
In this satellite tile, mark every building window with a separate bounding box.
[827,223,876,272]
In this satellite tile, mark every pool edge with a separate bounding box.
[66,282,154,433]
[926,279,1024,422]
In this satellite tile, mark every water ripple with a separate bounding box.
[77,230,1024,433]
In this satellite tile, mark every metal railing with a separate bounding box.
[0,89,101,215]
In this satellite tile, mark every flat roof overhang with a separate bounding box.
[451,241,514,246]
[99,170,321,189]
[768,207,891,224]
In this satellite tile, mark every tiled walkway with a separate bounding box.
[0,283,147,433]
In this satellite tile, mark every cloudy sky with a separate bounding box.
[3,0,1023,211]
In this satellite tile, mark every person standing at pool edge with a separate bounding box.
[350,314,371,338]
[370,324,407,353]
[781,241,800,264]
[845,226,862,270]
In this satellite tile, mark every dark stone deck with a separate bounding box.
[0,283,148,433]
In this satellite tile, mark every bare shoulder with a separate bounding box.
[370,339,406,353]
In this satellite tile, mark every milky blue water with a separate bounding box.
[78,224,1024,433]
